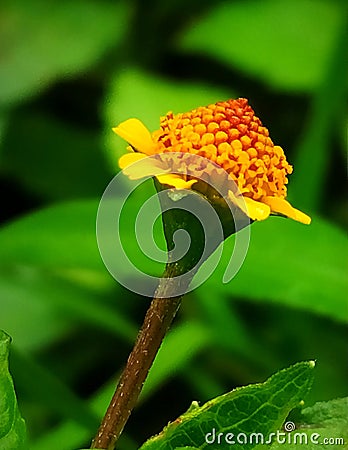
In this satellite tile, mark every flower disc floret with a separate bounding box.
[152,98,292,202]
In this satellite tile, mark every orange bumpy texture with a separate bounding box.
[152,98,292,202]
[114,97,311,224]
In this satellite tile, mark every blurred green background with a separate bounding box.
[0,0,347,449]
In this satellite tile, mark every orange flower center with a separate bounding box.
[151,98,292,201]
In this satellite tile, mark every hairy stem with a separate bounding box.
[91,265,189,450]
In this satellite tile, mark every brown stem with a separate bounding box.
[91,265,189,449]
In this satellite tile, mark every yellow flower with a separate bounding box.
[113,98,310,225]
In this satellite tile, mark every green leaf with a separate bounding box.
[31,422,92,450]
[201,217,348,323]
[0,330,28,449]
[0,113,111,200]
[10,348,99,431]
[195,290,276,368]
[0,200,103,271]
[0,200,139,352]
[0,266,138,353]
[0,269,72,351]
[0,199,346,323]
[300,397,348,428]
[104,67,233,167]
[289,28,347,212]
[0,114,8,148]
[141,322,212,401]
[270,398,348,450]
[0,0,129,106]
[139,361,315,449]
[0,191,165,277]
[174,447,197,449]
[179,0,345,91]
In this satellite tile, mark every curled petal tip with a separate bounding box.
[113,118,155,155]
[228,191,270,221]
[295,211,311,225]
[262,196,311,225]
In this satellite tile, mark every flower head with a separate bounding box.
[113,98,310,225]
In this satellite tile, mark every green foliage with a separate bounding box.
[141,322,212,401]
[300,397,348,430]
[179,0,345,92]
[140,362,314,449]
[289,29,347,211]
[1,114,111,200]
[0,200,103,271]
[271,398,348,450]
[0,0,129,106]
[1,200,346,325]
[204,218,348,323]
[0,331,28,449]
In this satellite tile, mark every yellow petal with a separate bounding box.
[113,118,155,155]
[119,152,147,169]
[119,153,169,180]
[243,196,271,221]
[228,191,270,221]
[263,196,311,225]
[156,174,198,189]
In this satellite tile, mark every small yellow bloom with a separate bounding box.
[113,98,310,225]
